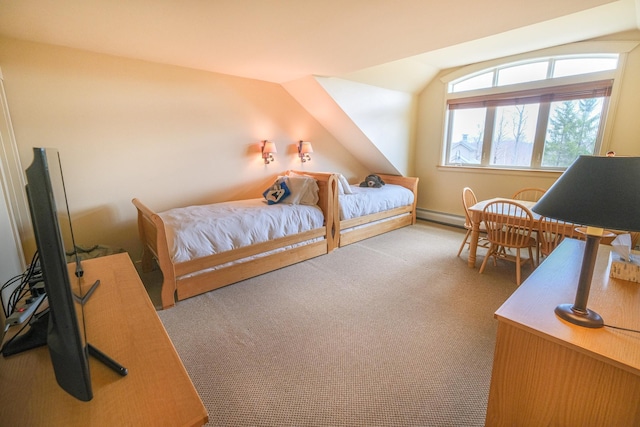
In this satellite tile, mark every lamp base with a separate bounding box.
[555,303,604,328]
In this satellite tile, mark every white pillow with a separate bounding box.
[337,174,353,195]
[299,178,319,205]
[278,175,319,205]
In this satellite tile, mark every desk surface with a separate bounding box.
[0,253,208,427]
[495,238,640,376]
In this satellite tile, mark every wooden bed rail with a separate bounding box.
[290,171,338,251]
[132,172,418,308]
[333,174,419,248]
[132,171,338,309]
[132,198,177,308]
[375,174,419,224]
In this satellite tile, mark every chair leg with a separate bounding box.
[479,244,494,274]
[516,248,521,286]
[528,246,535,268]
[457,229,471,257]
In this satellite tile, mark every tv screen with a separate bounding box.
[23,147,92,401]
[1,147,127,400]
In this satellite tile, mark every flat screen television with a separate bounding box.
[23,147,93,400]
[2,147,126,401]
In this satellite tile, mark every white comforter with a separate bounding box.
[339,184,414,220]
[159,199,324,263]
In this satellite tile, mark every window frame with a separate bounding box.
[439,42,636,171]
[446,79,612,170]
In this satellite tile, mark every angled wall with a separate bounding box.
[0,37,369,259]
[284,76,415,176]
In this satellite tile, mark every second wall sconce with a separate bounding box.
[298,141,313,162]
[262,140,277,164]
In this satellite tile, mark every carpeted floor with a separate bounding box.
[142,221,523,426]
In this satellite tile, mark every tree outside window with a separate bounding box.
[542,99,603,167]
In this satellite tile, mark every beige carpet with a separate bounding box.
[147,221,522,426]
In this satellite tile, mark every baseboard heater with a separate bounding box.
[416,208,465,229]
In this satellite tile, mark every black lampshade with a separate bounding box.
[533,155,640,232]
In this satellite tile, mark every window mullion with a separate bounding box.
[481,107,495,166]
[445,111,455,164]
[547,59,555,79]
[531,102,550,168]
[593,96,611,155]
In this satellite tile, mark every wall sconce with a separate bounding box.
[262,140,276,164]
[298,141,313,162]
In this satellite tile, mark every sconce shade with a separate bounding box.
[261,140,276,164]
[532,155,640,232]
[300,141,313,154]
[262,141,277,154]
[298,140,313,162]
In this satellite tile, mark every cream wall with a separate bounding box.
[0,37,369,261]
[2,29,639,261]
[414,30,640,222]
[315,77,415,176]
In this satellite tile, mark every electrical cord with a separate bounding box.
[0,251,48,355]
[1,276,23,318]
[6,279,28,316]
[2,275,27,318]
[604,323,640,334]
[1,252,40,317]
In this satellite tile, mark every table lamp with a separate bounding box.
[532,155,640,328]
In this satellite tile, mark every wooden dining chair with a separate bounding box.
[480,200,537,285]
[457,187,490,257]
[511,187,547,202]
[538,216,585,259]
[512,187,547,260]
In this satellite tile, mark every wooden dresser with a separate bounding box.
[0,253,208,426]
[485,238,640,426]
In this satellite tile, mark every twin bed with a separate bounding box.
[133,171,418,309]
[336,173,418,247]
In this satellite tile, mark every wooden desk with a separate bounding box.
[485,239,640,426]
[467,198,537,267]
[0,253,208,427]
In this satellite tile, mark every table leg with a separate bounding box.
[468,214,481,268]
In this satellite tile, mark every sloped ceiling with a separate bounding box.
[1,0,639,176]
[0,0,638,92]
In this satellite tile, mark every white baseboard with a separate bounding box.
[416,208,465,229]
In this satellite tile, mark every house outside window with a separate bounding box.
[441,52,622,171]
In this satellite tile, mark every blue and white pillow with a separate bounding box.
[263,178,291,205]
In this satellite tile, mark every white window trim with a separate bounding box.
[438,40,639,170]
[440,41,638,86]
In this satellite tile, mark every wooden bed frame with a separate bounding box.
[335,174,419,248]
[133,172,337,309]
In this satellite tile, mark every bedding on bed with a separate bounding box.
[339,184,415,220]
[159,199,324,263]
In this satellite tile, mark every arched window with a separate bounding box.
[440,44,633,170]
